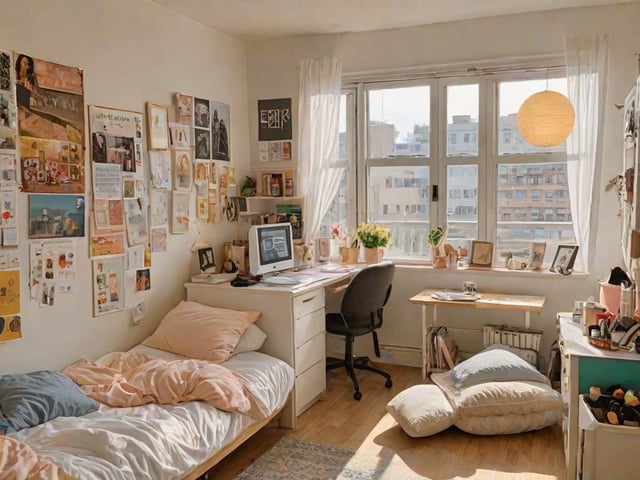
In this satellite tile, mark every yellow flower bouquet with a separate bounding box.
[356,222,390,249]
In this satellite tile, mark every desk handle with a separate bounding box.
[302,296,316,304]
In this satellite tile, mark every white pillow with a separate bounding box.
[232,324,267,355]
[386,384,455,438]
[451,348,549,388]
[455,409,562,436]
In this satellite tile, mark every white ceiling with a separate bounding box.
[149,0,636,39]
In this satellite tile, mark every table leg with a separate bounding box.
[421,305,427,381]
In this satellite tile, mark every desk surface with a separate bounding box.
[186,264,358,294]
[410,288,545,312]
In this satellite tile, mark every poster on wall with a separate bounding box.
[0,268,20,343]
[175,93,193,125]
[93,256,124,316]
[0,49,17,152]
[15,52,85,193]
[211,100,229,161]
[258,98,292,141]
[28,239,78,308]
[28,194,85,239]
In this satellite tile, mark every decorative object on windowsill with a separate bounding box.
[357,222,390,264]
[527,242,547,270]
[340,232,360,264]
[469,240,494,268]
[516,90,575,147]
[427,226,447,268]
[550,244,579,275]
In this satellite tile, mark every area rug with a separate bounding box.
[235,436,423,479]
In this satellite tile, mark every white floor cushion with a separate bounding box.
[386,384,455,438]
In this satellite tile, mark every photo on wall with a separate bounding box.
[211,100,229,161]
[28,194,85,239]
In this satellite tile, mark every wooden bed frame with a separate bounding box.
[182,404,286,480]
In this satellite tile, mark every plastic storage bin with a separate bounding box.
[578,395,638,479]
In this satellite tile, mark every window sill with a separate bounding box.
[394,262,588,278]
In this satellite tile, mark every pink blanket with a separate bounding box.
[0,436,76,480]
[63,351,267,418]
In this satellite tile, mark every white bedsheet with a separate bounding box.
[9,349,294,480]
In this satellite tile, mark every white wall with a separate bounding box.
[0,0,250,374]
[246,3,640,366]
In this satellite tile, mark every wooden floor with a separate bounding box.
[207,362,566,479]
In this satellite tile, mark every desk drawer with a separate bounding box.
[295,308,324,347]
[294,288,324,319]
[295,332,325,374]
[295,359,326,415]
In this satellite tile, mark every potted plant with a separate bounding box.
[340,231,360,263]
[357,222,390,264]
[427,226,447,268]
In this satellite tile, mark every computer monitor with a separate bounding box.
[248,222,295,277]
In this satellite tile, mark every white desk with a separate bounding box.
[185,266,356,428]
[409,288,546,381]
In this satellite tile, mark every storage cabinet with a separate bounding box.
[578,395,638,479]
[185,281,327,428]
[557,313,640,479]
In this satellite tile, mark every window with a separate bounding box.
[335,66,575,266]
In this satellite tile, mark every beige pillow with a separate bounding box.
[143,301,260,363]
[386,384,455,438]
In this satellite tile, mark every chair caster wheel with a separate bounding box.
[353,391,362,401]
[385,379,393,388]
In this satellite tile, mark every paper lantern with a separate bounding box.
[517,90,575,147]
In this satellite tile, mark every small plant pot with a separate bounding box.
[364,247,384,264]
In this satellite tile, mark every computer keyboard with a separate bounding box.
[261,275,301,286]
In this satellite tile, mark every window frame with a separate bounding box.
[341,63,572,266]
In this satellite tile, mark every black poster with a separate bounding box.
[258,98,292,141]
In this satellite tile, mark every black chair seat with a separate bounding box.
[325,261,395,400]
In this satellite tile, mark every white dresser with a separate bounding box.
[557,313,640,479]
[186,278,347,428]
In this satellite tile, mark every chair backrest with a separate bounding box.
[340,261,395,335]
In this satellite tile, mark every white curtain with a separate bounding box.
[565,35,609,271]
[297,57,343,246]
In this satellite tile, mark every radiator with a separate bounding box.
[482,324,542,352]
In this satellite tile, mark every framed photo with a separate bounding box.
[173,149,192,191]
[29,194,85,239]
[146,102,169,150]
[197,246,215,272]
[527,242,547,270]
[550,245,579,273]
[171,191,190,234]
[470,241,494,267]
[169,122,191,148]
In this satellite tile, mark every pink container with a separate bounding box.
[599,282,621,313]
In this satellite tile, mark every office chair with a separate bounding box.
[326,261,395,400]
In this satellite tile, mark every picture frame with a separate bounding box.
[171,191,190,234]
[146,102,169,150]
[469,241,494,267]
[550,245,579,273]
[527,242,547,270]
[169,122,191,148]
[173,149,193,191]
[197,246,215,273]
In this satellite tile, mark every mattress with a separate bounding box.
[9,346,294,480]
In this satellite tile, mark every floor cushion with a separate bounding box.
[386,384,455,437]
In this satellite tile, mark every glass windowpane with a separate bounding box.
[447,84,478,157]
[367,86,430,158]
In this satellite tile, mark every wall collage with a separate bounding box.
[0,49,233,343]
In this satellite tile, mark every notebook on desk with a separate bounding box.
[431,291,481,302]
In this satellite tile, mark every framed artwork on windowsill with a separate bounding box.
[527,242,547,270]
[550,244,579,274]
[469,241,494,267]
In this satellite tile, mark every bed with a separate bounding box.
[0,301,295,480]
